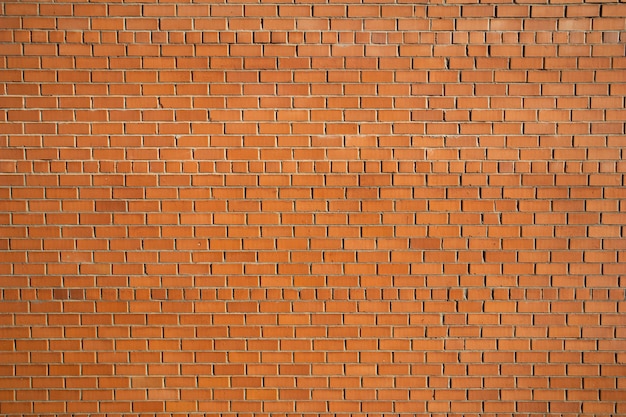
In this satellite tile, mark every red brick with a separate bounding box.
[1,3,623,415]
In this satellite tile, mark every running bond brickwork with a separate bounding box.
[1,0,625,416]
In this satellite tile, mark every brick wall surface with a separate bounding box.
[1,0,625,415]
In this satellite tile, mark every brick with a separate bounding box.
[1,2,623,416]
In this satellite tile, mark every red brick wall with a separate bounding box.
[1,1,625,415]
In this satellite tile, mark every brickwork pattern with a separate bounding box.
[1,0,625,415]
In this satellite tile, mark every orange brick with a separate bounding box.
[1,3,623,415]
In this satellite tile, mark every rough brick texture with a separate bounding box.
[1,0,626,415]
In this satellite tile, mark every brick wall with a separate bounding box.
[1,0,625,415]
